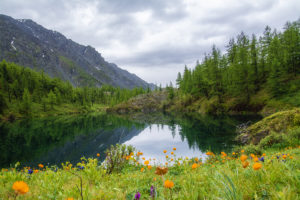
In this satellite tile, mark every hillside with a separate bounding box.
[0,14,153,89]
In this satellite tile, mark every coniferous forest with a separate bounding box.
[174,20,300,113]
[0,60,146,119]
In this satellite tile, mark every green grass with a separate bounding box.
[1,146,299,199]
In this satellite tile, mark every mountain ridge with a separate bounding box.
[0,14,154,89]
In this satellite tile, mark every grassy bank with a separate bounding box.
[0,144,299,199]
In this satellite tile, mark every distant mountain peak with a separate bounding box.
[0,14,154,89]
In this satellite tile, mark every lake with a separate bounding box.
[0,113,261,168]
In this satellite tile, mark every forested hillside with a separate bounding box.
[174,20,300,113]
[0,60,146,119]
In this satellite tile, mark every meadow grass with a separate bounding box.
[1,146,299,199]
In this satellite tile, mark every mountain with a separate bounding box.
[0,14,153,89]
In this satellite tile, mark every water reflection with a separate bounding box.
[0,113,261,168]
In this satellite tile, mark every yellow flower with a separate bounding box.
[147,165,152,170]
[141,167,144,172]
[38,164,44,168]
[250,154,255,158]
[241,150,245,153]
[282,155,287,159]
[171,158,173,161]
[253,157,259,162]
[252,162,262,170]
[153,177,157,181]
[163,150,167,153]
[144,160,149,165]
[164,180,174,188]
[232,152,236,155]
[166,155,169,159]
[171,152,174,155]
[192,163,198,169]
[65,198,74,200]
[173,147,176,151]
[240,155,247,162]
[96,153,100,157]
[195,158,199,162]
[12,181,29,194]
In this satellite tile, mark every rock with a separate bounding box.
[252,130,269,145]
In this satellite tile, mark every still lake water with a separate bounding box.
[0,113,261,168]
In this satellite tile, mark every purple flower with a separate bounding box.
[135,192,141,200]
[150,186,155,198]
[276,155,280,159]
[28,169,33,175]
[259,157,264,162]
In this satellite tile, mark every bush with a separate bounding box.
[243,144,262,155]
[103,144,135,174]
[258,132,286,149]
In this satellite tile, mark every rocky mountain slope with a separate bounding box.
[0,14,153,89]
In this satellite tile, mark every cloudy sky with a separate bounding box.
[1,0,300,85]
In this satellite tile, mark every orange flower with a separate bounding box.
[241,150,245,153]
[282,155,287,159]
[148,165,152,170]
[38,164,44,168]
[96,153,100,157]
[164,180,174,188]
[166,155,169,159]
[232,152,236,155]
[163,150,167,153]
[206,152,214,156]
[195,158,199,162]
[252,162,262,170]
[12,181,29,194]
[34,169,39,173]
[250,154,255,158]
[153,177,157,181]
[165,162,168,165]
[171,158,174,161]
[173,147,176,151]
[262,153,266,156]
[177,162,180,165]
[253,157,259,162]
[141,167,144,172]
[192,163,198,169]
[240,155,247,162]
[144,160,149,165]
[221,152,227,157]
[142,157,145,160]
[171,152,174,155]
[65,198,74,200]
[242,161,249,168]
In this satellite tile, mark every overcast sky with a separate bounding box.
[1,0,300,85]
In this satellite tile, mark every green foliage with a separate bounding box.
[0,60,147,118]
[177,19,300,112]
[104,144,135,174]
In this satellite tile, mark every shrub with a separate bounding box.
[103,144,135,174]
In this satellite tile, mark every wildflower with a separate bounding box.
[153,177,157,181]
[262,153,266,156]
[164,180,174,188]
[250,154,255,158]
[253,157,259,162]
[144,160,149,165]
[166,155,169,159]
[28,169,33,175]
[38,164,44,168]
[65,198,74,200]
[141,168,144,172]
[259,157,264,162]
[171,152,174,155]
[164,150,167,153]
[165,162,168,165]
[232,152,236,155]
[289,156,293,159]
[242,161,249,168]
[252,162,262,170]
[178,162,180,165]
[221,152,227,157]
[150,186,155,198]
[34,169,39,173]
[195,158,199,162]
[134,191,141,200]
[97,153,100,157]
[171,158,173,161]
[206,152,213,156]
[282,155,287,159]
[241,150,245,153]
[173,147,176,151]
[130,152,134,156]
[240,155,247,162]
[142,157,145,160]
[276,155,280,159]
[192,163,198,169]
[155,166,168,176]
[148,165,152,170]
[12,181,29,194]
